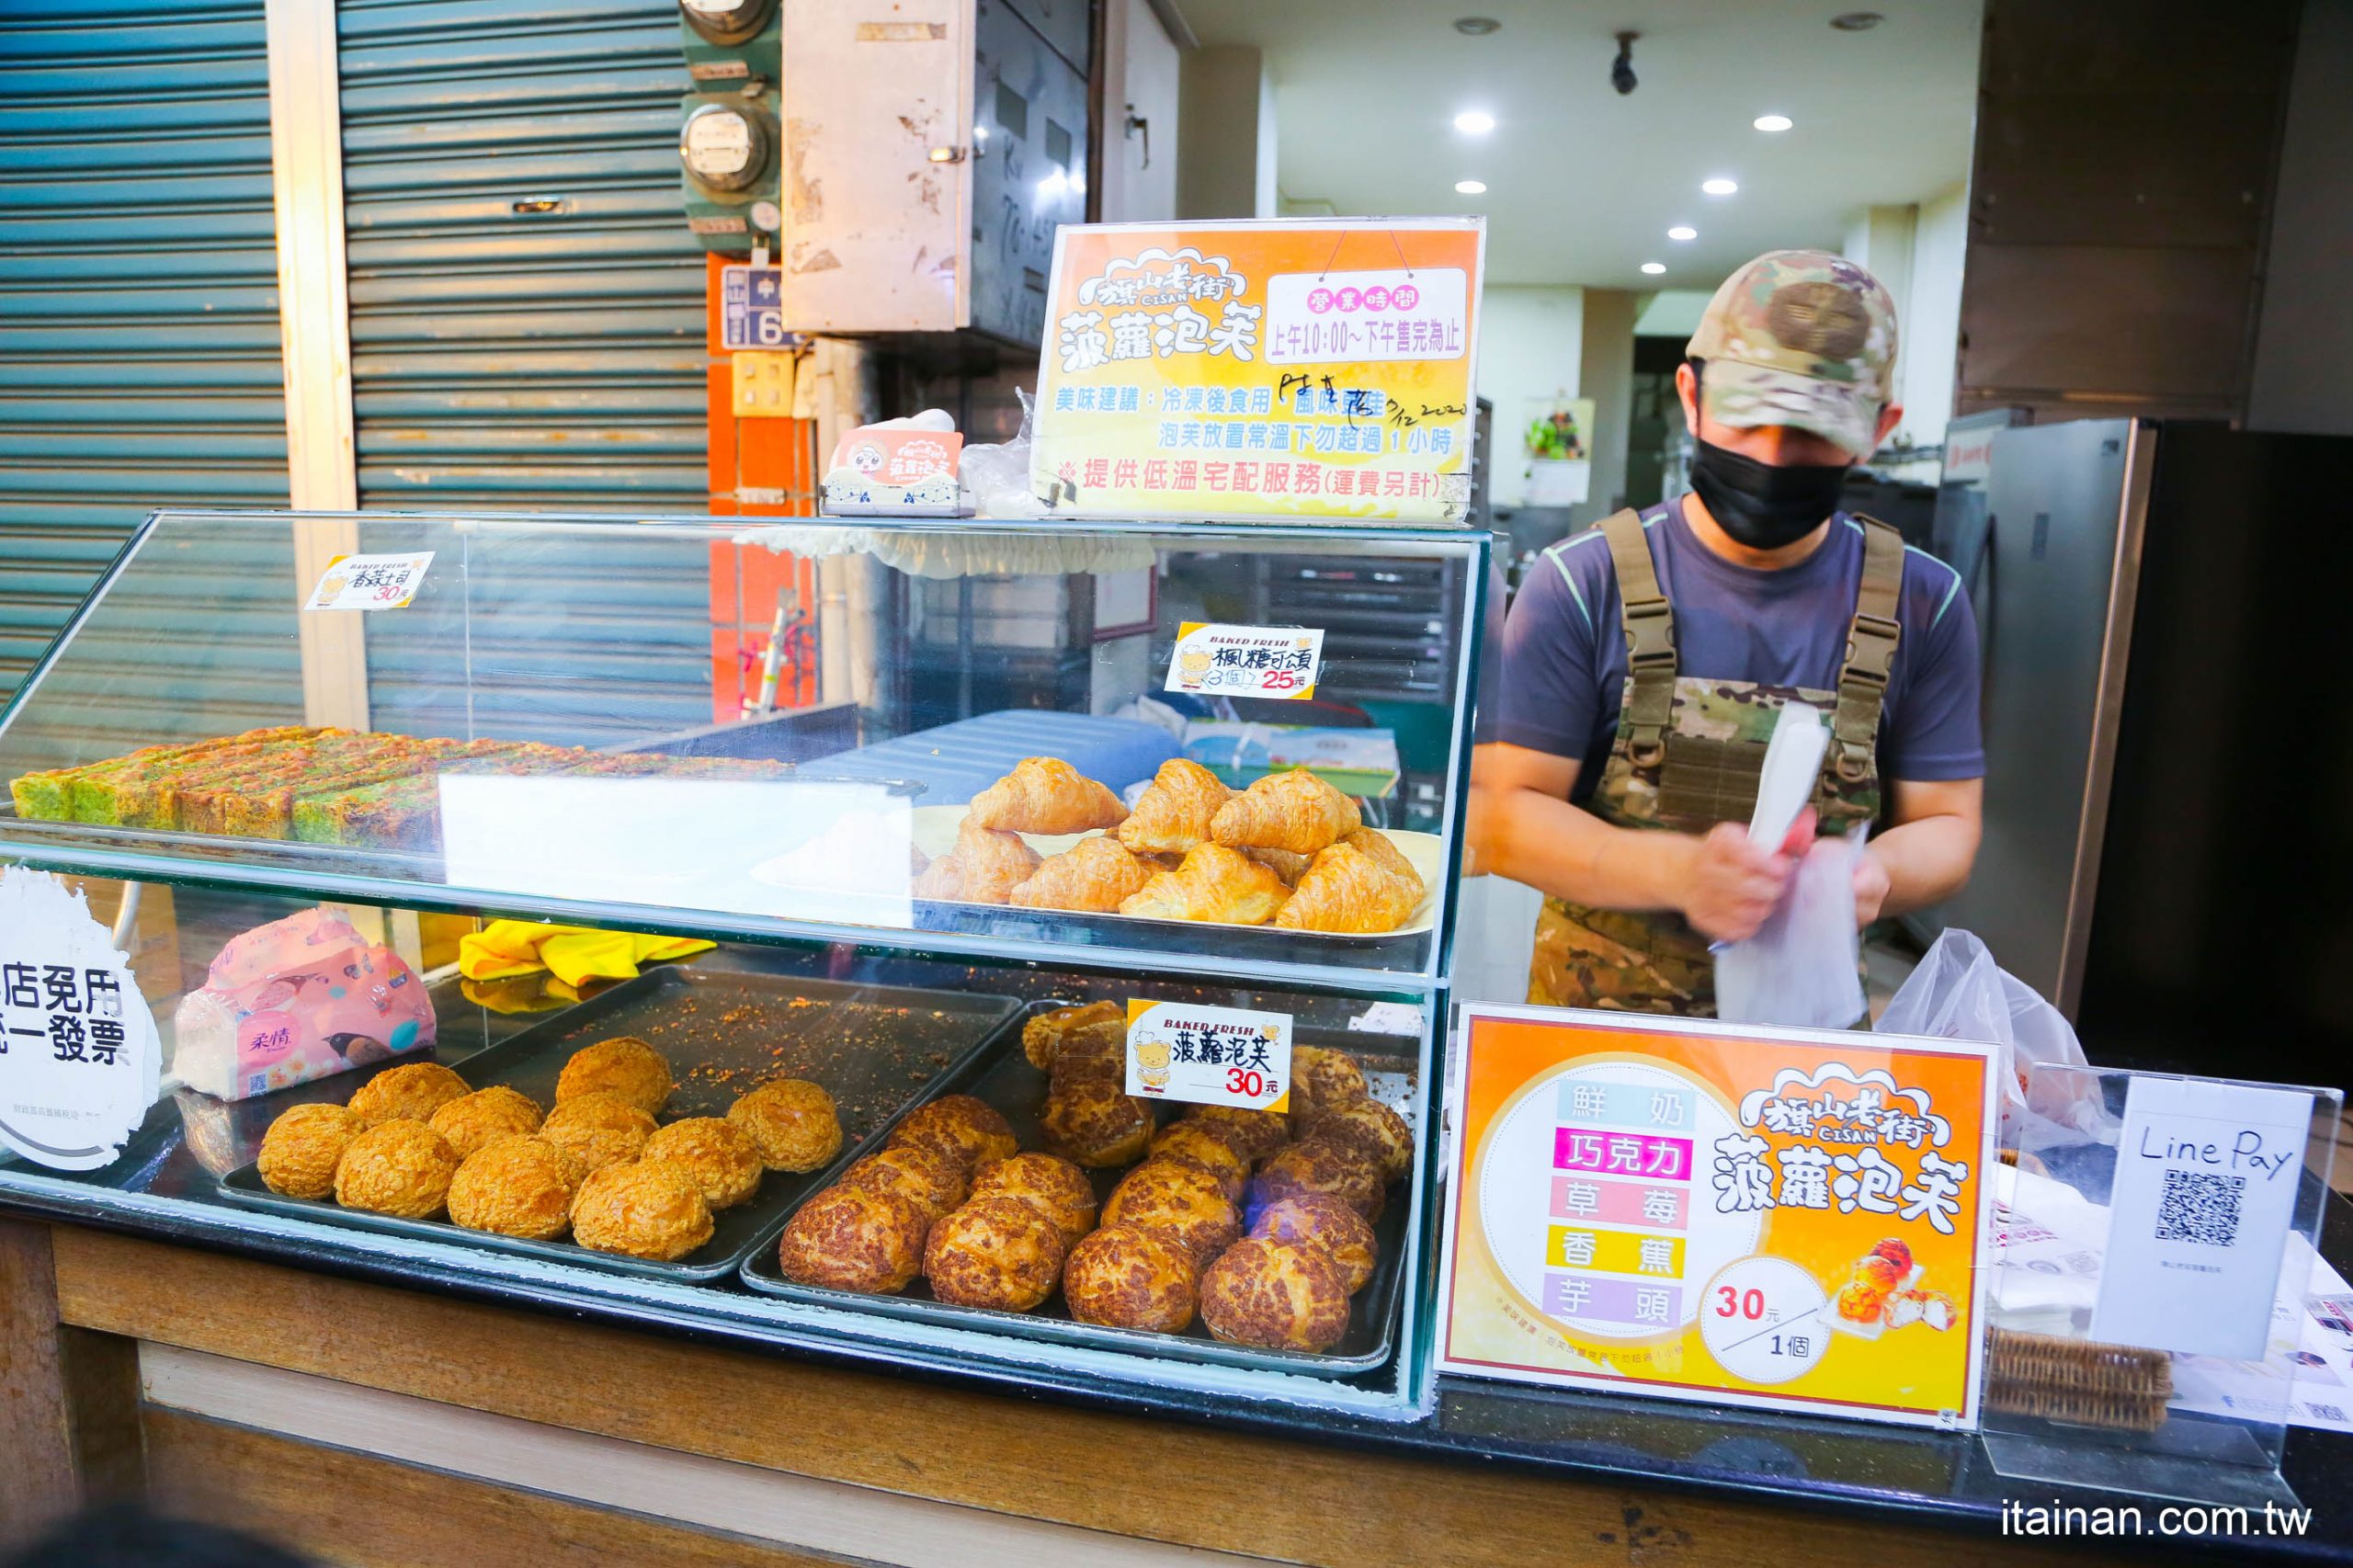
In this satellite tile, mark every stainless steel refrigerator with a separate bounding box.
[1923,415,2155,1017]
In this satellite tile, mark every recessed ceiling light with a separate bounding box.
[1829,11,1882,29]
[1453,16,1501,35]
[1754,113,1793,132]
[1701,176,1739,197]
[1641,262,1667,276]
[1454,179,1487,195]
[1453,110,1495,135]
[1667,225,1697,242]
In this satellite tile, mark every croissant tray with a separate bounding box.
[909,806,1443,940]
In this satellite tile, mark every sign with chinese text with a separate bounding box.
[0,869,162,1171]
[1125,999,1291,1113]
[305,552,433,612]
[1031,219,1484,523]
[1164,622,1323,701]
[1437,1005,1996,1428]
[719,264,801,350]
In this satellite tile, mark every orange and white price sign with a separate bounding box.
[1437,1005,1997,1429]
[304,551,433,612]
[1125,1000,1292,1113]
[1164,622,1322,701]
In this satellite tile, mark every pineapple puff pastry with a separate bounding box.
[1210,767,1360,856]
[1115,758,1232,855]
[914,821,1041,904]
[1119,843,1290,926]
[965,756,1126,835]
[1276,841,1418,933]
[1009,835,1156,912]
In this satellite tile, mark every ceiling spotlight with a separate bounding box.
[1829,11,1882,28]
[1453,109,1495,135]
[1701,176,1739,196]
[1610,31,1639,96]
[1641,262,1667,276]
[1667,225,1697,241]
[1454,179,1487,195]
[1453,16,1501,35]
[1754,113,1793,132]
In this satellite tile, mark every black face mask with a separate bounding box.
[1688,437,1848,551]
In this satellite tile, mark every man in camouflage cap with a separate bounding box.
[1472,249,1985,1018]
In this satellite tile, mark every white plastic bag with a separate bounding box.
[1715,834,1866,1028]
[1715,703,1867,1029]
[1878,928,2112,1146]
[959,387,1047,517]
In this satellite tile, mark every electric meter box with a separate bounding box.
[678,0,783,250]
[759,0,1089,349]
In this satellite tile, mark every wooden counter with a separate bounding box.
[0,1218,2141,1568]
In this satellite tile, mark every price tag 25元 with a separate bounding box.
[1126,999,1292,1113]
[1164,622,1323,701]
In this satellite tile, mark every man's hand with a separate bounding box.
[1677,815,1808,944]
[1852,846,1893,928]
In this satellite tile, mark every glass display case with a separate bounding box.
[0,508,1483,1420]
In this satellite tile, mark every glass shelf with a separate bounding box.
[0,510,1483,993]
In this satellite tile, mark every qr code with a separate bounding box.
[2154,1168,2245,1245]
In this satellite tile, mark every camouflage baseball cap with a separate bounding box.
[1686,249,1898,459]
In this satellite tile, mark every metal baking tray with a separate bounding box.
[216,966,1023,1282]
[740,1011,1416,1377]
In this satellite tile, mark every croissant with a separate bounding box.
[1244,847,1312,885]
[1209,767,1360,856]
[1118,844,1290,926]
[1338,827,1423,900]
[1009,835,1156,912]
[1273,842,1417,934]
[965,757,1126,835]
[1116,758,1232,855]
[915,823,1040,904]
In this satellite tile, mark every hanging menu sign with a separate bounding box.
[1437,1005,1997,1428]
[1030,219,1484,523]
[0,869,162,1171]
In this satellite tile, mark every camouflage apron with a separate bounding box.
[1527,507,1904,1015]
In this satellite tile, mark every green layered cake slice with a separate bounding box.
[172,733,437,837]
[297,742,589,850]
[62,727,335,829]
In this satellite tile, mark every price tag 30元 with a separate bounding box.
[305,551,434,612]
[1126,1000,1292,1113]
[1164,622,1323,701]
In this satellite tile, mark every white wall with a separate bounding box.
[1902,183,1967,449]
[1475,285,1584,506]
[1097,0,1180,223]
[1841,191,1966,452]
[1176,46,1274,220]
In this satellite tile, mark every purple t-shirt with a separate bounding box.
[1495,499,1984,802]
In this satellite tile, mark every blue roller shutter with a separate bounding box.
[337,0,716,746]
[0,1,292,716]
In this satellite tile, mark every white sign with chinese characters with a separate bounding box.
[304,551,435,612]
[0,869,162,1171]
[1164,622,1323,701]
[1125,1000,1293,1113]
[2092,1074,2315,1361]
[1264,267,1470,366]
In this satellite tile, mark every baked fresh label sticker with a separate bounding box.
[305,551,434,611]
[1164,622,1322,701]
[1126,999,1292,1113]
[0,869,163,1171]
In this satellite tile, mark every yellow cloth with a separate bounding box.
[458,920,714,989]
